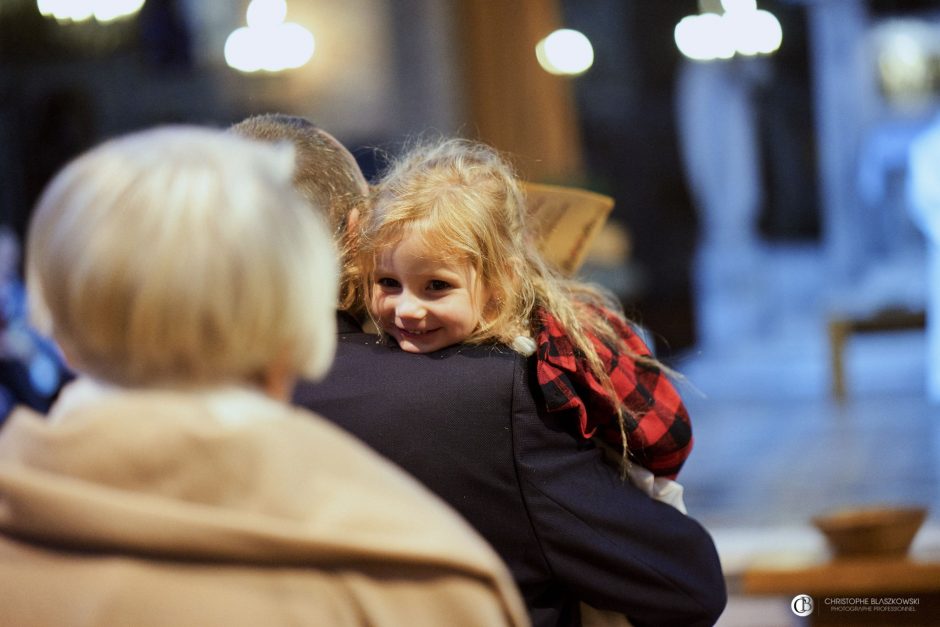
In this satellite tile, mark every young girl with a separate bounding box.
[349,138,693,492]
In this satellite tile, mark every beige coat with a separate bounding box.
[0,386,528,626]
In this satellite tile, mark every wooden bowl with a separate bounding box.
[812,506,927,559]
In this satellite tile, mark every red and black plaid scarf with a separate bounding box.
[534,307,693,479]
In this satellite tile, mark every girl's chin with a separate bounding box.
[398,343,428,353]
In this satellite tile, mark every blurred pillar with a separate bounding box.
[455,0,585,183]
[804,0,879,282]
[675,58,765,349]
[907,118,940,403]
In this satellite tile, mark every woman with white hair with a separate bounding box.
[0,126,527,627]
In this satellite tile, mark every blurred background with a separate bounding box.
[2,0,940,623]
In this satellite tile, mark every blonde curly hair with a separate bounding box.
[354,138,666,465]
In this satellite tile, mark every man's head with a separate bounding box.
[229,113,369,236]
[27,125,338,389]
[231,113,371,315]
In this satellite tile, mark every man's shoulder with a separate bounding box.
[294,336,533,432]
[334,333,522,372]
[334,309,520,362]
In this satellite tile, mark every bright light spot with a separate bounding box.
[750,10,783,54]
[724,11,759,56]
[95,0,145,23]
[280,23,316,69]
[724,7,782,56]
[721,0,757,13]
[674,14,734,61]
[36,0,144,23]
[877,27,932,105]
[63,3,94,21]
[535,29,594,76]
[246,0,287,29]
[225,0,315,73]
[225,28,260,72]
[675,2,782,61]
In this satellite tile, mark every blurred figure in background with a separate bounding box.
[0,226,67,421]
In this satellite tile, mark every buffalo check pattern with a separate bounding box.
[534,307,693,479]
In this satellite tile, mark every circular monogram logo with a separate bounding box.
[791,594,814,616]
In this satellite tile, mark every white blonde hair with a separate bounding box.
[26,125,337,388]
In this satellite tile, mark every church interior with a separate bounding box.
[2,0,939,624]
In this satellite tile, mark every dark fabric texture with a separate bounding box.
[534,307,693,478]
[293,314,726,627]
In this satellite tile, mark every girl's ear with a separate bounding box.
[346,207,360,233]
[474,272,492,315]
[482,257,519,321]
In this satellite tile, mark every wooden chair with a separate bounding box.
[524,182,615,276]
[828,307,926,400]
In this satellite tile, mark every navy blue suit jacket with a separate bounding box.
[293,314,726,627]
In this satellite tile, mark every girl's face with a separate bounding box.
[371,232,489,353]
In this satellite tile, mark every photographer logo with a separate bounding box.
[791,594,814,616]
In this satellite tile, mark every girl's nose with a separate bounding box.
[395,292,426,319]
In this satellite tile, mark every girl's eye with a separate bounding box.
[427,280,451,291]
[377,277,401,289]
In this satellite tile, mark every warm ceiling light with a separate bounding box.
[536,29,594,76]
[225,0,315,73]
[675,1,782,61]
[37,0,145,23]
